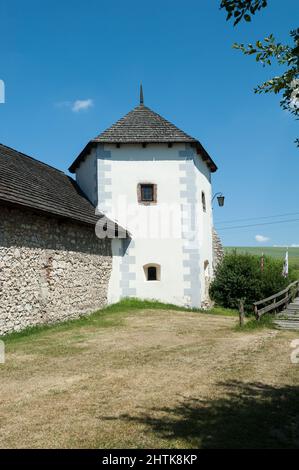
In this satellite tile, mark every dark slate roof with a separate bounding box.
[94,105,197,144]
[69,104,217,173]
[0,143,123,233]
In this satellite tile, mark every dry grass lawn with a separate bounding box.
[1,307,299,449]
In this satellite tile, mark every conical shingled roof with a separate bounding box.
[69,103,217,173]
[93,105,197,144]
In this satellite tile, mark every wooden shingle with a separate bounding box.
[0,144,118,231]
[69,104,217,173]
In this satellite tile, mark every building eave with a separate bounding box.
[0,197,129,238]
[69,140,217,173]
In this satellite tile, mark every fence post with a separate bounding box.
[239,300,245,327]
[285,289,289,309]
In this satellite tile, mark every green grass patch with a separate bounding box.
[100,297,202,313]
[225,246,299,261]
[235,314,275,332]
[1,298,238,344]
[96,297,238,316]
[1,307,125,344]
[208,306,238,317]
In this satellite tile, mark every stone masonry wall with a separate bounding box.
[0,205,112,335]
[212,227,224,271]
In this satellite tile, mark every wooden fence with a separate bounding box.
[253,279,299,319]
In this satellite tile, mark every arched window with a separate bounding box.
[202,191,206,212]
[143,264,161,281]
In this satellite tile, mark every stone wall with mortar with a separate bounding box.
[212,227,224,271]
[0,205,112,335]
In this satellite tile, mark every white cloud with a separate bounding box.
[291,244,299,248]
[255,234,270,243]
[55,99,94,112]
[71,99,93,112]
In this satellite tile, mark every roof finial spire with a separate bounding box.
[140,83,144,105]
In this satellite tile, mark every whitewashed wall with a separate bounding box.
[76,143,214,308]
[76,148,97,205]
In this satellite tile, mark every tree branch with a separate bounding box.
[220,0,268,26]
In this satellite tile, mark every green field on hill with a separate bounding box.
[225,247,299,276]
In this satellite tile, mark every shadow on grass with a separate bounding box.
[102,381,299,448]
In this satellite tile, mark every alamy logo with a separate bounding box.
[0,80,5,103]
[0,340,5,364]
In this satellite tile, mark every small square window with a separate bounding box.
[144,264,161,281]
[141,184,154,202]
[137,183,157,204]
[147,266,157,281]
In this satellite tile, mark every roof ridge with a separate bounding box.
[68,102,218,173]
[90,106,140,142]
[136,105,196,140]
[91,104,155,139]
[93,103,197,143]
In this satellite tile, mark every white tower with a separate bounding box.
[69,89,218,308]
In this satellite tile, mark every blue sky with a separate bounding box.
[0,0,298,246]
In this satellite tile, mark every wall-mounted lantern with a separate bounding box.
[212,192,225,207]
